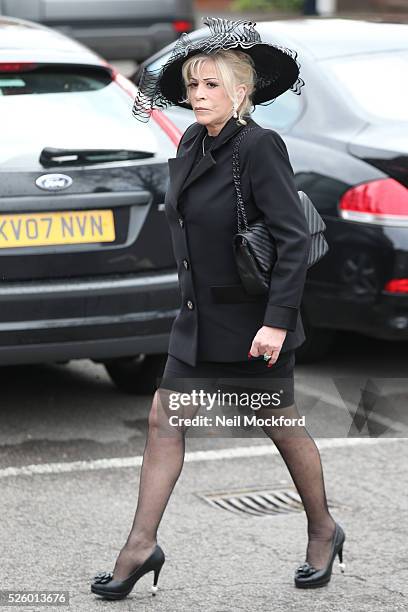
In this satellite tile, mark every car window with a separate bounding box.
[0,65,111,96]
[0,81,175,169]
[323,50,408,122]
[251,90,303,130]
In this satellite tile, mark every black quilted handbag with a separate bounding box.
[231,127,329,296]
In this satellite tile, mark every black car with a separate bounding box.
[135,18,408,360]
[0,17,184,393]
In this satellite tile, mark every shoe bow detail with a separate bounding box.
[93,571,113,584]
[295,562,318,576]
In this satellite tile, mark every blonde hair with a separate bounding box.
[180,49,256,125]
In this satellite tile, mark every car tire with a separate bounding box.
[295,309,336,363]
[103,353,168,394]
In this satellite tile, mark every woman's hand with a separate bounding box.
[248,326,287,367]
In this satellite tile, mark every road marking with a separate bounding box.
[0,437,404,479]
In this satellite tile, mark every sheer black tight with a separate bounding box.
[256,402,336,570]
[112,388,186,581]
[112,390,335,581]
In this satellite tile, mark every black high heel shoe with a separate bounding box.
[91,544,165,600]
[294,522,346,589]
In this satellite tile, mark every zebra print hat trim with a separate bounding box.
[132,17,305,123]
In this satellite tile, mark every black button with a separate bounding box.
[178,217,184,228]
[186,300,194,310]
[182,259,189,270]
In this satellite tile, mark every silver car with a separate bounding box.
[0,0,195,61]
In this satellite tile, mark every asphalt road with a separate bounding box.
[1,331,408,472]
[1,333,407,612]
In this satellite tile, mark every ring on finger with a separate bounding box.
[267,351,280,367]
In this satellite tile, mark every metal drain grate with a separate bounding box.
[196,485,337,517]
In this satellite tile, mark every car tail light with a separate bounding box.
[384,278,408,293]
[172,20,193,33]
[107,64,181,147]
[339,178,408,226]
[0,62,37,72]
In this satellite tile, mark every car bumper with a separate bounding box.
[304,288,408,341]
[0,272,180,365]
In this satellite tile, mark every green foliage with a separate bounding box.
[231,0,303,11]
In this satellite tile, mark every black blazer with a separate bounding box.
[164,115,311,366]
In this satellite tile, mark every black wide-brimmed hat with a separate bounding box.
[132,17,305,123]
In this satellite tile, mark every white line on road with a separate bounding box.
[0,437,404,480]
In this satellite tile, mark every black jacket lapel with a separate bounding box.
[168,117,249,210]
[167,123,204,208]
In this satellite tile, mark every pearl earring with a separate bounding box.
[233,103,238,119]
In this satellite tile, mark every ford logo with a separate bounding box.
[35,174,73,191]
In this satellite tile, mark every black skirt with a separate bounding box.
[159,348,296,409]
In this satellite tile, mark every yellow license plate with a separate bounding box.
[0,209,115,248]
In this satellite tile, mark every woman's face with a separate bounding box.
[187,59,246,135]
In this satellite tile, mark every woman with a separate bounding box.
[91,17,345,600]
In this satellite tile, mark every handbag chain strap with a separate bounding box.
[231,126,257,233]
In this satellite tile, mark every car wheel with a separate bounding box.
[295,309,336,363]
[103,354,168,394]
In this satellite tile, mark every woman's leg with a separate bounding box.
[112,388,193,580]
[255,402,336,570]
